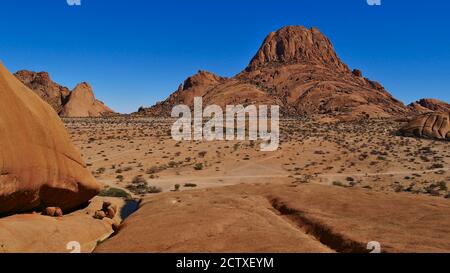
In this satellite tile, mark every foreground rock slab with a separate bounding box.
[96,183,450,253]
[0,197,124,253]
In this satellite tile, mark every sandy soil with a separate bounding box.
[65,117,449,200]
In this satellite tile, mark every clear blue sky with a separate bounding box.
[1,0,449,113]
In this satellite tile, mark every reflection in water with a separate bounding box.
[120,199,140,220]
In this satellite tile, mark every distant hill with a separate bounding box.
[15,70,114,117]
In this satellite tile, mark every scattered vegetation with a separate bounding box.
[98,187,131,198]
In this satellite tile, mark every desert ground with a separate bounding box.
[65,117,450,200]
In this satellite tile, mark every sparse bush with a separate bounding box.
[98,187,131,198]
[96,167,106,174]
[116,175,124,182]
[332,181,347,187]
[147,186,162,194]
[437,181,448,191]
[194,163,204,170]
[132,175,147,184]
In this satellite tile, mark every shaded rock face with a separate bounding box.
[137,26,409,120]
[400,112,450,140]
[15,71,114,117]
[409,99,450,114]
[60,82,114,118]
[14,70,70,113]
[0,62,101,216]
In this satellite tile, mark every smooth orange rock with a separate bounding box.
[0,62,101,215]
[401,112,450,140]
[95,183,450,253]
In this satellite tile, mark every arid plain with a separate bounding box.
[67,117,449,199]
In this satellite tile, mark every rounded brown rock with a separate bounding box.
[0,63,102,215]
[400,112,450,140]
[94,210,107,220]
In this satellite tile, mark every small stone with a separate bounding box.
[106,207,116,219]
[54,208,63,217]
[352,69,362,77]
[94,210,107,220]
[43,207,57,217]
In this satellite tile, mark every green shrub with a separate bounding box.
[332,181,347,188]
[98,187,131,198]
[194,163,204,171]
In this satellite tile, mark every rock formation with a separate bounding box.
[60,82,114,117]
[136,26,409,120]
[15,70,114,117]
[246,26,349,73]
[137,70,226,116]
[0,197,124,253]
[93,201,118,220]
[14,70,70,113]
[0,62,101,215]
[409,98,450,114]
[400,112,450,141]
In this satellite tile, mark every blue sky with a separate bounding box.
[1,0,449,113]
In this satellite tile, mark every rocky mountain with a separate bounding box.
[408,98,450,114]
[0,62,101,215]
[136,26,409,120]
[14,70,114,117]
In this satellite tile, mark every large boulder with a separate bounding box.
[0,62,101,215]
[400,112,450,140]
